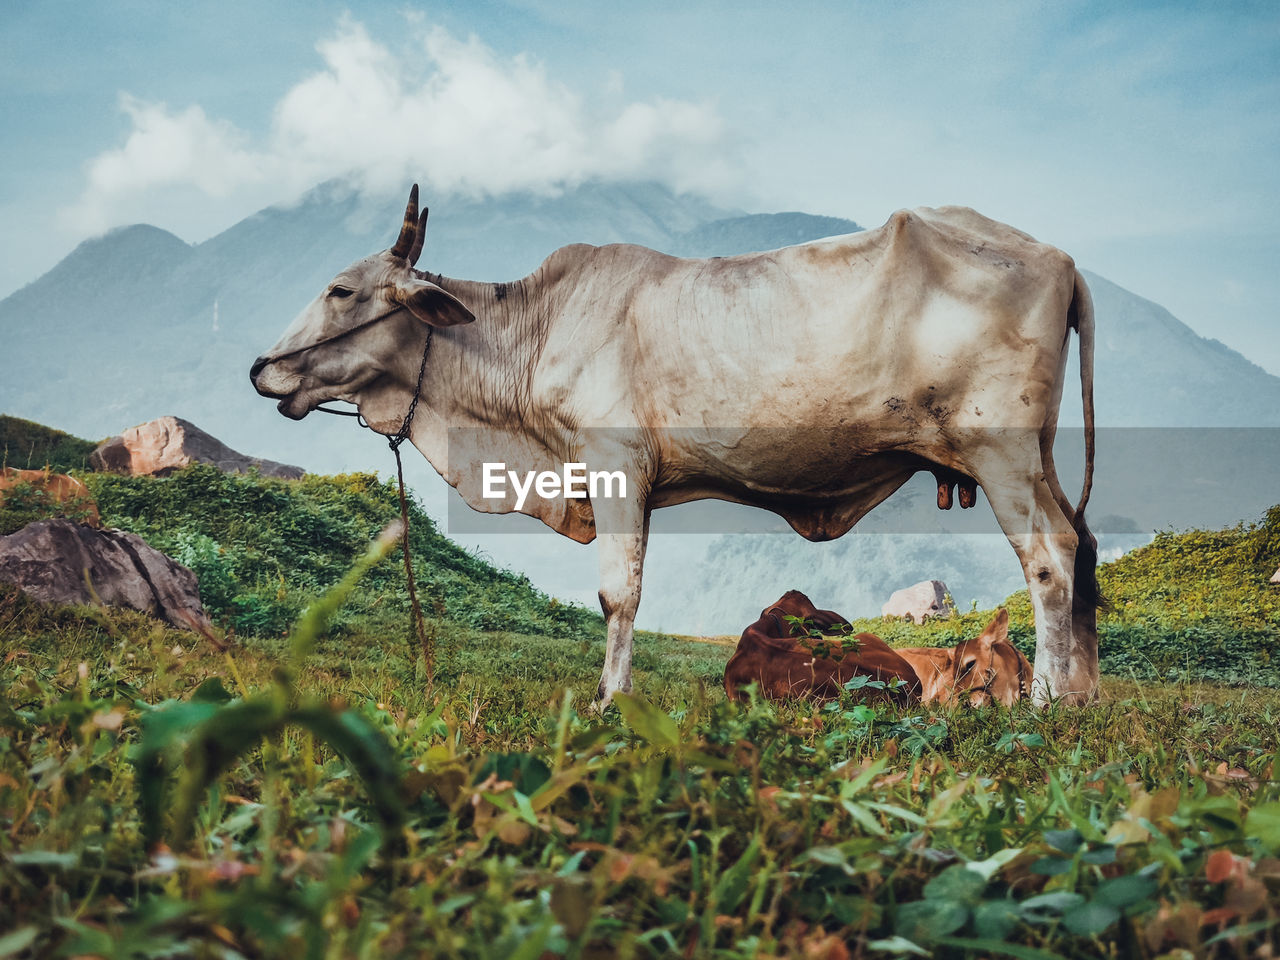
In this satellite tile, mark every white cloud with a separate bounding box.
[89,96,265,197]
[69,97,274,235]
[68,16,733,238]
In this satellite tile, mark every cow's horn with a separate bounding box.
[389,184,419,260]
[406,207,429,267]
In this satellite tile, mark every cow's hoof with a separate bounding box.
[595,679,631,712]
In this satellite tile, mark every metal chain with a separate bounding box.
[390,326,432,450]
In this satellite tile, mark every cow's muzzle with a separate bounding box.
[250,356,291,402]
[249,355,272,389]
[250,355,306,417]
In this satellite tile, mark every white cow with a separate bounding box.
[252,186,1099,705]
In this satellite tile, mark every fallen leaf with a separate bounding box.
[1224,875,1268,917]
[1199,906,1237,927]
[551,815,578,837]
[1206,849,1237,884]
[801,928,851,960]
[497,820,531,845]
[91,709,125,732]
[1142,899,1201,953]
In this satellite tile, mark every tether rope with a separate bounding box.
[315,322,434,680]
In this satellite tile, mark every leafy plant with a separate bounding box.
[784,613,860,663]
[0,475,99,534]
[135,524,407,852]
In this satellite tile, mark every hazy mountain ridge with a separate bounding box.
[668,212,863,258]
[7,180,1277,449]
[5,179,1280,633]
[1080,271,1280,426]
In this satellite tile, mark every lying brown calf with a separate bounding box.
[0,467,100,527]
[723,590,921,705]
[895,609,1031,707]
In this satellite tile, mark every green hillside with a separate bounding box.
[0,413,98,472]
[0,412,601,645]
[853,505,1280,686]
[2,411,1277,686]
[83,465,605,648]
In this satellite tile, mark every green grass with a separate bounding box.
[2,581,1279,959]
[0,414,99,473]
[2,420,1279,956]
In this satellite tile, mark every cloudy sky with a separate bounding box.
[4,1,1278,372]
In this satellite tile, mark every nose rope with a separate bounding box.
[273,305,407,363]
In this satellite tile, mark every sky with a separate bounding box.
[3,0,1279,373]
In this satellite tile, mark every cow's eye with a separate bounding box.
[328,286,355,299]
[957,659,977,680]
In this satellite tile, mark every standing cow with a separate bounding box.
[252,185,1099,705]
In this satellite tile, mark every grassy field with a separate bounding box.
[2,579,1279,959]
[1,418,1279,957]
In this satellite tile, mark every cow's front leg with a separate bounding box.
[593,496,650,706]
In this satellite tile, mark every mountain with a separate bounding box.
[4,181,1279,632]
[6,181,1277,449]
[1081,271,1280,427]
[667,212,862,257]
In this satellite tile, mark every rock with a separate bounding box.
[0,519,211,632]
[881,579,956,625]
[91,416,303,479]
[1,468,100,527]
[1272,566,1279,585]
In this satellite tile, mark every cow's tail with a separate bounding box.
[1069,269,1103,613]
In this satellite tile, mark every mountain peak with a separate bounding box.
[670,212,863,257]
[74,224,192,263]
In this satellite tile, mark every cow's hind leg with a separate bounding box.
[1039,447,1102,702]
[1067,513,1101,699]
[593,497,650,706]
[972,445,1095,705]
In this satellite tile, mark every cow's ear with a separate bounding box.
[979,608,1010,647]
[393,278,476,327]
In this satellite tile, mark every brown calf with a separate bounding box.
[895,610,1030,707]
[723,590,921,706]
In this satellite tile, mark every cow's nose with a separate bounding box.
[249,356,270,384]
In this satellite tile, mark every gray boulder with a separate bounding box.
[1272,566,1279,585]
[0,519,212,632]
[91,416,303,479]
[881,579,956,625]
